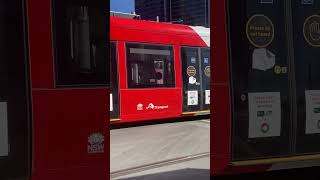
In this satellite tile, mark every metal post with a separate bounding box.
[208,0,210,27]
[170,0,172,22]
[164,0,167,21]
[284,0,297,153]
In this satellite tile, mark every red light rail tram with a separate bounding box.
[110,17,211,123]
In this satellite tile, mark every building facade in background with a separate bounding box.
[135,0,210,27]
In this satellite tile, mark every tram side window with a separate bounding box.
[53,0,107,86]
[126,43,175,89]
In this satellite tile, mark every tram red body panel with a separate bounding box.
[211,0,233,174]
[111,17,208,47]
[27,0,55,89]
[111,17,210,123]
[31,90,108,180]
[26,0,109,179]
[120,89,182,122]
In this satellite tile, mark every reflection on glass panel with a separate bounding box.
[53,0,107,86]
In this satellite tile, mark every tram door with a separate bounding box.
[227,0,292,161]
[181,47,210,113]
[110,42,120,120]
[227,0,320,162]
[0,0,31,179]
[292,0,320,153]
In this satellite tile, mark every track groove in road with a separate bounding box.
[111,118,210,179]
[110,152,210,179]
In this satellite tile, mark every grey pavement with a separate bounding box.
[110,119,210,180]
[114,157,210,180]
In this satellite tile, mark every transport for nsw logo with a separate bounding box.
[137,103,144,111]
[146,103,169,110]
[88,133,104,154]
[137,103,169,111]
[146,103,155,110]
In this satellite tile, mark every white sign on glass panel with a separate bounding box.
[305,90,320,134]
[205,90,210,105]
[188,91,198,106]
[248,92,281,138]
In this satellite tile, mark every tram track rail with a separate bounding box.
[110,152,210,179]
[111,115,210,130]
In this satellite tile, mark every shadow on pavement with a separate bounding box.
[116,168,210,180]
[211,167,320,180]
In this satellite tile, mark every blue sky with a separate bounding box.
[110,0,135,13]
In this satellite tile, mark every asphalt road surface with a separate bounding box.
[110,117,320,180]
[110,118,210,180]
